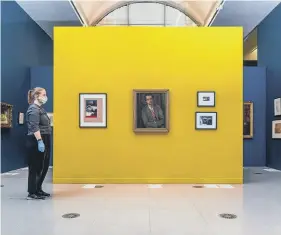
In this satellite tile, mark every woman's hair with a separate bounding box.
[27,87,45,104]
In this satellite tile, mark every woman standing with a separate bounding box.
[26,87,51,200]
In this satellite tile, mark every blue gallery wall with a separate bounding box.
[258,3,281,170]
[1,1,53,172]
[243,66,266,166]
[30,67,54,166]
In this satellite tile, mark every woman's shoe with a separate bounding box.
[37,190,51,197]
[27,194,45,200]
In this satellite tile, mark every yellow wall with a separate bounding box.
[54,27,243,184]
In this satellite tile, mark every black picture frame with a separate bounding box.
[79,93,107,128]
[195,112,217,130]
[197,91,216,107]
[243,101,253,138]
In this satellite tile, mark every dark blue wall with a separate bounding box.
[30,67,53,113]
[243,66,266,166]
[258,3,281,170]
[30,67,54,166]
[1,2,53,172]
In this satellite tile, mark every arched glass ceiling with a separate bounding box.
[96,2,197,26]
[73,0,223,27]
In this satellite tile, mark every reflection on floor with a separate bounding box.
[1,167,281,235]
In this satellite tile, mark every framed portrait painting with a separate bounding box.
[197,91,215,107]
[79,93,107,128]
[1,103,13,128]
[243,102,253,138]
[274,98,281,116]
[195,112,217,130]
[133,89,169,133]
[272,120,281,139]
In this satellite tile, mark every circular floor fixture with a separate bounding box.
[62,213,80,219]
[192,185,204,188]
[219,213,237,219]
[254,172,263,175]
[95,185,104,188]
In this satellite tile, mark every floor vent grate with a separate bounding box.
[62,213,80,219]
[219,213,237,219]
[192,185,204,188]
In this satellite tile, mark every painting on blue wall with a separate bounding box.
[244,102,253,139]
[1,103,13,128]
[272,120,281,139]
[274,98,281,116]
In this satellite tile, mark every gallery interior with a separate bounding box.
[1,0,281,235]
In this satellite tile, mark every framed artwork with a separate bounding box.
[18,112,24,125]
[243,102,253,138]
[272,120,281,139]
[79,93,107,128]
[197,91,215,107]
[274,98,281,116]
[133,89,169,133]
[1,103,13,128]
[195,112,217,130]
[47,113,54,127]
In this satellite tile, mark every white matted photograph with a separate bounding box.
[47,113,53,127]
[18,112,24,125]
[197,91,215,107]
[79,93,107,128]
[274,98,281,116]
[195,112,217,130]
[272,120,281,139]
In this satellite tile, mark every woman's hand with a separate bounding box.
[38,140,45,152]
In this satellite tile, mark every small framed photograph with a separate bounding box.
[79,93,107,128]
[197,91,215,107]
[243,102,253,139]
[274,98,281,116]
[18,112,24,125]
[1,103,13,128]
[272,120,281,139]
[195,112,217,130]
[133,89,169,133]
[47,113,54,127]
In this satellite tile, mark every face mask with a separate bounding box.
[38,96,48,104]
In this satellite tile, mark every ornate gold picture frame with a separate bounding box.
[1,103,13,128]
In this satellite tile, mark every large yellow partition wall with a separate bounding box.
[54,27,243,184]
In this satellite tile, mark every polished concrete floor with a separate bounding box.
[1,167,281,235]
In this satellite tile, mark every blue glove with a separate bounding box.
[38,140,45,152]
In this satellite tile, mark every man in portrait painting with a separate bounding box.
[141,94,164,128]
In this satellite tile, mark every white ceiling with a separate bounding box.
[72,0,222,26]
[16,0,280,39]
